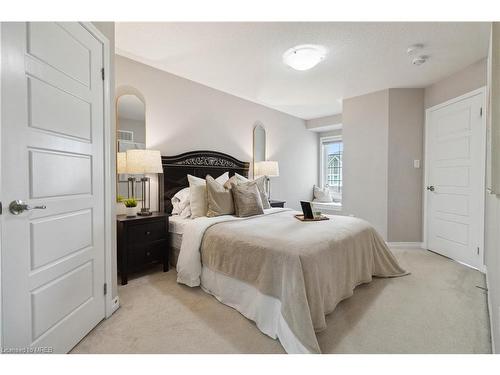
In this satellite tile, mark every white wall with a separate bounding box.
[92,22,118,301]
[485,22,500,353]
[115,55,318,211]
[342,89,389,238]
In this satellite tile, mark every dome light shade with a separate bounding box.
[283,45,327,71]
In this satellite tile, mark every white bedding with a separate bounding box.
[175,207,306,353]
[168,214,190,235]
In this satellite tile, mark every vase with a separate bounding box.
[125,206,137,218]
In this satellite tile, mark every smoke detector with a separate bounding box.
[412,56,428,66]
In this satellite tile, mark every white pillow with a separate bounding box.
[171,187,190,215]
[187,172,229,218]
[178,205,192,219]
[313,185,333,203]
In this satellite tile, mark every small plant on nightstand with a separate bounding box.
[123,197,138,217]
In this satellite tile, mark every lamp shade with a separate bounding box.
[254,161,279,177]
[125,149,163,174]
[117,152,127,174]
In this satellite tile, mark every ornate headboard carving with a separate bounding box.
[159,150,250,213]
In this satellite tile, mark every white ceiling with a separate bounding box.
[115,22,490,120]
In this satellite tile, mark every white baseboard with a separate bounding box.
[107,296,120,317]
[387,242,424,249]
[485,266,496,354]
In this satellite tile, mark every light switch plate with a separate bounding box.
[413,159,420,168]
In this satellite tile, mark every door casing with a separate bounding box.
[0,22,117,347]
[423,87,487,271]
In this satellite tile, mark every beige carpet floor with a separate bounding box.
[71,248,492,354]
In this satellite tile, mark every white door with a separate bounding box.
[1,22,106,353]
[425,90,486,269]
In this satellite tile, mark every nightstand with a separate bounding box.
[269,200,286,208]
[117,212,169,285]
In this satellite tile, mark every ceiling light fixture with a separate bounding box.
[283,44,327,71]
[407,44,424,56]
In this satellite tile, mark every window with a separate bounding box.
[320,136,343,203]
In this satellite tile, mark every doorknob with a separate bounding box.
[426,186,435,192]
[9,200,46,215]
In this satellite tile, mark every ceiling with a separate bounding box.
[115,22,490,120]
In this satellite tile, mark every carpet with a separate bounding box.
[71,247,491,354]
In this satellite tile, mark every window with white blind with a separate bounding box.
[320,135,343,203]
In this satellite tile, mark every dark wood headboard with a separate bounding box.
[159,150,250,213]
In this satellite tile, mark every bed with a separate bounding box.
[161,151,408,354]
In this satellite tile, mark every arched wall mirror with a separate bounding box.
[253,122,266,175]
[116,94,146,200]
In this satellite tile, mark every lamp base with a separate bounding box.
[137,209,153,216]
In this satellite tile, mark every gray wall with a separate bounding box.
[342,88,424,242]
[388,88,424,242]
[424,58,487,109]
[115,55,318,212]
[343,89,389,238]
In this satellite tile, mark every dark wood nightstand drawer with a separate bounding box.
[128,240,166,270]
[128,220,167,245]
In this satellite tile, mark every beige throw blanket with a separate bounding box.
[200,210,408,353]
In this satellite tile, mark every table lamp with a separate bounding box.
[254,161,279,199]
[125,149,163,216]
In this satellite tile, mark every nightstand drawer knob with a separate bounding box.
[145,231,151,235]
[146,251,151,256]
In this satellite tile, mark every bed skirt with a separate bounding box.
[200,266,311,354]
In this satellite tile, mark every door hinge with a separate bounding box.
[480,107,483,117]
[101,68,105,81]
[104,283,107,295]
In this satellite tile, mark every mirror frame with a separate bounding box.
[253,122,266,176]
[115,90,147,201]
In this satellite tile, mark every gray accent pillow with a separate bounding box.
[230,181,264,217]
[228,173,271,209]
[206,175,234,217]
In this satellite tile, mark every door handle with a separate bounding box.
[9,200,46,215]
[426,186,435,192]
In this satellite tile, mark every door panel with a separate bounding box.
[1,22,105,353]
[31,261,94,340]
[426,91,485,269]
[29,149,92,198]
[28,77,92,140]
[27,23,91,86]
[30,209,93,269]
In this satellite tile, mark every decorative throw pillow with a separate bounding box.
[230,173,271,209]
[187,172,230,218]
[231,180,264,217]
[223,175,239,190]
[188,175,208,218]
[313,185,333,203]
[206,175,234,217]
